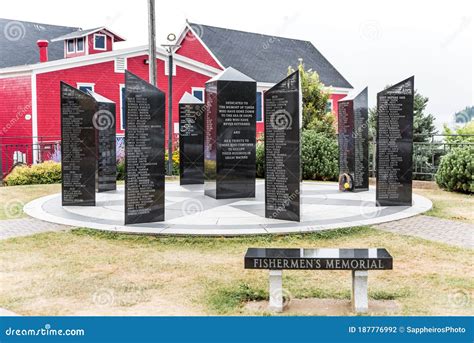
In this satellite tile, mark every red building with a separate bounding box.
[0,20,352,171]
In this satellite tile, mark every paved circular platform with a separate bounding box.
[24,181,432,236]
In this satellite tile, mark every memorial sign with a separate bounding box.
[60,82,97,206]
[338,87,369,192]
[87,91,117,192]
[264,71,301,221]
[376,77,414,206]
[204,67,256,199]
[179,92,204,185]
[124,71,165,224]
[245,248,393,270]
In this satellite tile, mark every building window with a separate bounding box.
[76,37,84,52]
[94,34,106,50]
[192,87,204,101]
[326,99,333,113]
[164,58,177,76]
[120,85,126,130]
[77,83,95,94]
[256,91,263,122]
[67,39,75,53]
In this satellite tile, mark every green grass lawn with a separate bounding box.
[0,227,472,316]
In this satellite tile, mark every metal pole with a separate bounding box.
[167,53,173,175]
[147,0,157,86]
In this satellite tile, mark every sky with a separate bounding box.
[2,0,473,130]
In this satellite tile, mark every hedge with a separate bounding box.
[435,146,473,194]
[4,161,62,186]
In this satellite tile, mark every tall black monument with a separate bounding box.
[376,76,414,206]
[204,67,257,199]
[179,92,204,185]
[124,71,165,224]
[60,82,97,206]
[264,71,301,221]
[87,90,117,193]
[338,87,369,192]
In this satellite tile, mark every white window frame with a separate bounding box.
[164,58,177,76]
[93,33,107,51]
[119,84,125,131]
[66,39,76,54]
[76,37,85,52]
[77,82,95,93]
[256,91,264,123]
[191,87,205,102]
[326,99,334,113]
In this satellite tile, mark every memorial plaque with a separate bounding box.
[264,71,301,221]
[179,92,204,185]
[376,76,414,206]
[338,87,369,192]
[204,67,256,199]
[87,90,117,192]
[245,248,393,270]
[60,82,97,206]
[124,71,165,224]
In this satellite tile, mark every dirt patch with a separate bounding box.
[245,298,401,316]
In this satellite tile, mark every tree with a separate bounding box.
[443,121,474,144]
[368,89,437,142]
[288,62,335,137]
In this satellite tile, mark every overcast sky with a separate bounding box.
[2,0,473,130]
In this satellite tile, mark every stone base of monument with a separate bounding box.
[24,181,432,236]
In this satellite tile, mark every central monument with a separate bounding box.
[204,67,257,199]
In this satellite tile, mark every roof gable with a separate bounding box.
[188,22,352,88]
[0,18,80,68]
[51,27,126,42]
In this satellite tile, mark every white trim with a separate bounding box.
[76,37,85,52]
[327,86,351,94]
[191,87,205,101]
[164,56,177,76]
[0,45,222,78]
[119,84,125,131]
[76,82,95,92]
[93,33,107,51]
[51,27,126,43]
[31,73,39,164]
[66,39,75,54]
[114,57,127,73]
[179,25,225,70]
[86,35,89,55]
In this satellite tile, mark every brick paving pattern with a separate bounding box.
[0,218,71,240]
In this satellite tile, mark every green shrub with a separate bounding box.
[254,130,339,181]
[117,159,125,180]
[435,146,473,194]
[302,130,339,181]
[4,161,61,186]
[256,141,265,178]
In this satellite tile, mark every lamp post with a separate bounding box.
[161,33,180,176]
[147,0,157,86]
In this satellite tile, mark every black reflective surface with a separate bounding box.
[264,71,301,221]
[376,77,414,206]
[245,248,393,270]
[89,93,117,193]
[124,71,165,224]
[60,82,96,206]
[338,88,369,192]
[179,102,204,185]
[204,79,256,199]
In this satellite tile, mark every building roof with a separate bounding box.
[179,92,203,104]
[0,18,80,68]
[51,27,126,42]
[187,22,352,88]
